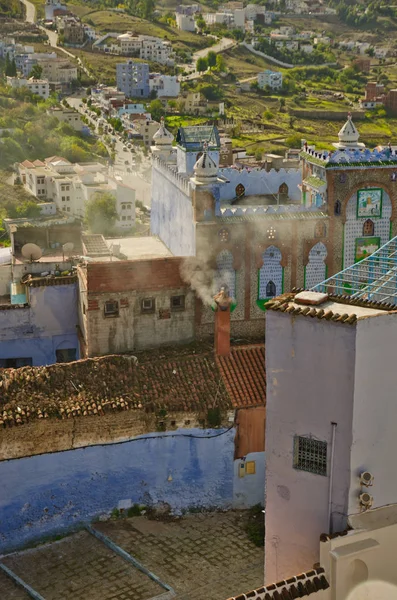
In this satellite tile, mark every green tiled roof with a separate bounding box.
[216,211,328,223]
[304,175,327,189]
[176,125,220,149]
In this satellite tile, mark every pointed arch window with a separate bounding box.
[334,200,341,216]
[363,219,374,236]
[258,246,283,303]
[214,249,236,301]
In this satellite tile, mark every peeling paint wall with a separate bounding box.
[0,428,235,553]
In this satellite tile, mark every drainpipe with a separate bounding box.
[328,422,337,534]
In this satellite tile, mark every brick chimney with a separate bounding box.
[214,287,232,356]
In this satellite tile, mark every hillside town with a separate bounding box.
[1,0,397,598]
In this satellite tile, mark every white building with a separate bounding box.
[264,288,397,583]
[149,74,180,98]
[175,13,196,32]
[257,70,283,90]
[6,76,50,99]
[17,157,135,230]
[116,33,175,66]
[47,107,85,131]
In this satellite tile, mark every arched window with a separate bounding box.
[334,200,341,216]
[235,183,245,198]
[266,281,276,298]
[278,182,288,202]
[314,221,326,238]
[214,249,236,300]
[305,242,327,288]
[363,219,374,236]
[258,246,282,300]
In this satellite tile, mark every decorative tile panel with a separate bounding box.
[258,246,282,299]
[306,242,327,288]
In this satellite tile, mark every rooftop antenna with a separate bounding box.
[21,243,42,263]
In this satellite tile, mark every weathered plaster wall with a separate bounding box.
[265,311,355,583]
[233,451,265,508]
[0,428,235,553]
[151,165,195,256]
[349,314,397,514]
[219,168,302,203]
[0,265,11,296]
[0,284,79,366]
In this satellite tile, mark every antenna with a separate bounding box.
[21,243,42,263]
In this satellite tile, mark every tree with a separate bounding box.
[216,54,226,72]
[85,192,117,235]
[196,57,208,73]
[30,65,43,79]
[5,55,17,77]
[207,51,217,69]
[149,99,165,122]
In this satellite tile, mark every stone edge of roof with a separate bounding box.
[226,567,329,600]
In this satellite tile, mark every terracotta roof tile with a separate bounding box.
[216,345,265,407]
[0,344,265,427]
[226,568,329,600]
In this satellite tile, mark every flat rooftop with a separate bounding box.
[108,236,172,260]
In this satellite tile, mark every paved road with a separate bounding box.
[67,95,152,205]
[19,0,35,23]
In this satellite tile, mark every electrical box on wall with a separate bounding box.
[246,461,256,475]
[239,462,245,478]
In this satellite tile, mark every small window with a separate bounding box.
[293,436,327,476]
[141,297,155,313]
[334,200,341,216]
[171,295,185,311]
[363,219,374,236]
[104,300,119,317]
[235,183,245,198]
[266,281,276,298]
[56,348,76,363]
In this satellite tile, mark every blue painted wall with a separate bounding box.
[219,168,302,203]
[0,283,79,366]
[151,166,195,256]
[0,428,235,552]
[233,452,265,509]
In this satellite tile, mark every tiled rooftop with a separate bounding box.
[0,344,266,427]
[226,567,329,600]
[217,345,265,408]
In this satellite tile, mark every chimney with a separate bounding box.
[214,287,232,356]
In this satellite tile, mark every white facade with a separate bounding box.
[265,293,397,583]
[117,33,175,66]
[18,158,135,227]
[6,77,50,99]
[149,74,180,98]
[47,107,84,131]
[176,13,196,32]
[257,70,283,90]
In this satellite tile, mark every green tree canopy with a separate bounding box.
[196,57,208,73]
[149,99,165,122]
[207,51,217,69]
[85,192,117,236]
[30,64,43,79]
[215,54,226,72]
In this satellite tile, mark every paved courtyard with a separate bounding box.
[0,512,264,600]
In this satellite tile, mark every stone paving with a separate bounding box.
[2,530,164,600]
[0,571,30,600]
[0,512,264,600]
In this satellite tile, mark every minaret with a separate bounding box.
[333,113,365,150]
[151,117,175,163]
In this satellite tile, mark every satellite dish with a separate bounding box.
[21,243,42,262]
[62,242,74,252]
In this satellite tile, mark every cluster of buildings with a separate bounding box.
[360,81,397,114]
[94,33,175,66]
[44,0,95,45]
[17,156,135,226]
[115,60,180,99]
[0,36,77,92]
[6,75,50,99]
[176,2,276,33]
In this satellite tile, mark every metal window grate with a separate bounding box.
[293,436,327,476]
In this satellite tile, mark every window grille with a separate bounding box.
[104,301,119,317]
[171,295,185,311]
[293,436,327,476]
[141,298,155,313]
